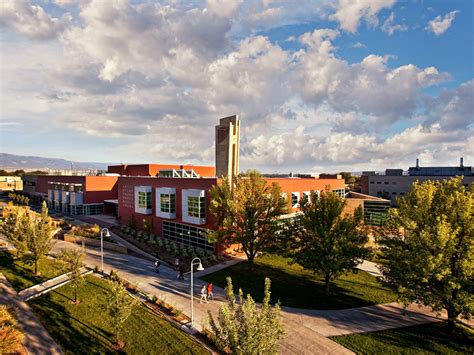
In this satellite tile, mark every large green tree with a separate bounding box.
[26,202,54,274]
[209,170,288,271]
[377,177,473,328]
[209,277,285,354]
[286,188,369,294]
[1,203,29,255]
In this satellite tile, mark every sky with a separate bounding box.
[0,0,473,174]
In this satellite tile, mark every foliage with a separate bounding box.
[284,188,369,294]
[105,279,138,344]
[1,202,54,273]
[202,253,396,309]
[143,218,153,235]
[0,305,24,353]
[7,193,29,206]
[376,177,473,327]
[209,277,284,354]
[57,248,85,303]
[331,321,474,354]
[28,276,207,354]
[209,170,288,270]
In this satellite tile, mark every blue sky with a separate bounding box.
[0,0,472,173]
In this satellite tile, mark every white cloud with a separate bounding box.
[330,0,396,33]
[381,12,408,35]
[351,41,366,48]
[426,10,460,36]
[0,0,72,39]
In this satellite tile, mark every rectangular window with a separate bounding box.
[332,189,345,198]
[138,191,152,209]
[160,193,176,213]
[291,193,299,206]
[188,196,205,218]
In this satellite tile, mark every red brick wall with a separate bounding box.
[35,175,86,194]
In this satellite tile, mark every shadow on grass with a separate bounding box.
[28,284,117,354]
[201,254,395,310]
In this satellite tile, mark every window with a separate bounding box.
[384,181,389,185]
[370,181,374,184]
[160,193,176,213]
[377,182,382,184]
[188,196,205,218]
[291,192,300,208]
[162,221,214,251]
[392,192,397,195]
[392,182,397,185]
[332,189,345,198]
[138,191,152,209]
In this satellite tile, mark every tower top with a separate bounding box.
[215,115,240,180]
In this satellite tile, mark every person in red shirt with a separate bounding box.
[207,282,213,301]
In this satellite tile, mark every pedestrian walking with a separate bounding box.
[154,260,160,273]
[178,265,185,280]
[206,282,213,301]
[200,284,208,304]
[174,257,180,271]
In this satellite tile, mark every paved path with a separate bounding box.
[0,273,63,355]
[50,239,351,354]
[18,267,92,301]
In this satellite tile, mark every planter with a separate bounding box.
[64,234,128,254]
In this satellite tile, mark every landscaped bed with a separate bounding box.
[110,225,223,271]
[330,321,474,354]
[0,252,65,291]
[65,223,117,243]
[28,275,209,354]
[201,253,397,310]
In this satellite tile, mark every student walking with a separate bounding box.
[200,284,208,304]
[174,258,180,271]
[177,265,185,280]
[154,260,161,274]
[206,282,213,301]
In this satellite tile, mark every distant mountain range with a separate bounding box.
[0,153,110,171]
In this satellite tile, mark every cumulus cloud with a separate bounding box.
[330,0,396,33]
[381,12,408,35]
[0,0,72,40]
[426,10,460,36]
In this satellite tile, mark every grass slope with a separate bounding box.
[0,252,64,291]
[202,254,396,309]
[28,275,208,354]
[331,322,474,354]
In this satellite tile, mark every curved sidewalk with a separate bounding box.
[0,273,63,355]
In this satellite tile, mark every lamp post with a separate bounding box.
[100,228,110,273]
[190,257,204,328]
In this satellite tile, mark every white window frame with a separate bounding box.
[135,186,153,215]
[182,189,206,225]
[156,187,176,219]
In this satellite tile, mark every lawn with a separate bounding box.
[0,252,64,291]
[330,322,474,354]
[28,275,209,354]
[201,254,397,309]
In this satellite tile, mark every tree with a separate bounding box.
[209,277,285,354]
[26,202,54,274]
[0,305,24,353]
[57,248,85,303]
[209,170,288,271]
[286,188,369,294]
[377,177,473,329]
[105,278,137,347]
[1,203,29,256]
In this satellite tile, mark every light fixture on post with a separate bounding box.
[190,257,204,329]
[100,228,110,274]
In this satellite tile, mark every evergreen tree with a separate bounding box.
[209,277,285,354]
[209,170,288,271]
[377,177,473,328]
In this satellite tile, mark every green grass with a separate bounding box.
[28,275,208,354]
[330,322,474,354]
[201,254,396,309]
[0,252,64,291]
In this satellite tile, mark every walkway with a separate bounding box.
[0,273,63,355]
[18,267,92,301]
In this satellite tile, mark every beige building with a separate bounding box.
[215,115,240,180]
[0,176,23,192]
[361,158,474,206]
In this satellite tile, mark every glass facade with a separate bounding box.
[138,191,152,209]
[162,221,214,251]
[188,196,205,218]
[363,201,390,226]
[332,189,346,198]
[160,193,176,213]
